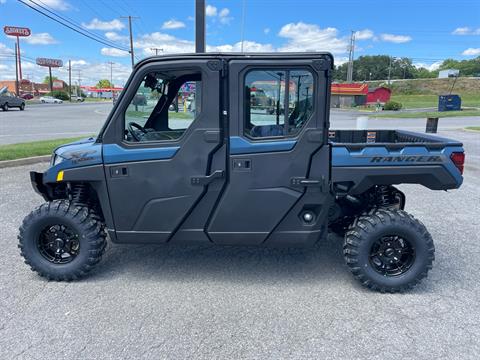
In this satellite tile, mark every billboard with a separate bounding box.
[3,26,31,37]
[53,80,63,89]
[36,58,63,68]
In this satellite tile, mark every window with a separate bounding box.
[245,69,314,138]
[124,71,201,142]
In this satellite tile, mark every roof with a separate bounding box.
[368,86,391,93]
[331,83,368,95]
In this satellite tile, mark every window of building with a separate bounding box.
[124,71,201,142]
[244,69,314,138]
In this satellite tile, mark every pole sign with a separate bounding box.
[36,58,63,68]
[3,26,31,37]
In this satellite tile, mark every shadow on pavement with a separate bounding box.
[89,233,350,285]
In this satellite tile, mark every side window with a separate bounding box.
[124,71,201,142]
[244,69,314,138]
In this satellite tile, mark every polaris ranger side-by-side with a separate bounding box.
[19,53,465,292]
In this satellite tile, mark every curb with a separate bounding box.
[0,155,50,169]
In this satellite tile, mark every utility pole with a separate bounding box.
[120,16,139,68]
[76,70,82,96]
[195,0,205,52]
[387,56,392,85]
[240,0,246,52]
[107,61,114,87]
[14,44,19,96]
[150,48,163,55]
[68,60,72,101]
[347,30,356,82]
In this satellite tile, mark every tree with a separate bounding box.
[96,79,113,89]
[43,76,59,84]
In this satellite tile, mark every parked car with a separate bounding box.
[0,87,25,111]
[21,93,34,100]
[71,96,85,102]
[39,96,63,104]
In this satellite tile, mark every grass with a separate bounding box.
[0,136,89,161]
[390,94,480,109]
[465,126,480,131]
[371,110,480,119]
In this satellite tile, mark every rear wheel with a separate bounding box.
[3,103,8,111]
[18,200,107,281]
[20,103,25,111]
[343,208,434,293]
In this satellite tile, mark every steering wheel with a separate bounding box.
[127,122,147,141]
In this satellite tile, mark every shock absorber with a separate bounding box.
[377,186,396,207]
[70,183,89,206]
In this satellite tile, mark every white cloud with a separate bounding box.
[413,61,442,71]
[206,5,217,16]
[452,27,480,35]
[70,59,88,66]
[82,18,125,31]
[380,33,412,43]
[277,22,348,54]
[211,41,274,53]
[23,33,58,45]
[462,48,480,56]
[0,43,14,55]
[38,0,70,11]
[0,0,7,4]
[264,28,270,34]
[161,19,186,30]
[219,8,230,17]
[355,29,374,40]
[101,47,130,57]
[105,32,128,42]
[452,27,471,35]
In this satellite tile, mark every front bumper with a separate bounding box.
[30,171,50,201]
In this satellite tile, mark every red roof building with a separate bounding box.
[330,83,368,108]
[367,86,392,104]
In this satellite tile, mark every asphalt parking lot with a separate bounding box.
[0,129,479,359]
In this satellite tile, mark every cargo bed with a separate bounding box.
[329,130,464,194]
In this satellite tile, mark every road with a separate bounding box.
[0,103,479,144]
[0,130,479,359]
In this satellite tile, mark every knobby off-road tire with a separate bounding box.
[344,208,434,293]
[18,200,107,281]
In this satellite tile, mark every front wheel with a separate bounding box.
[18,201,107,281]
[3,103,8,111]
[20,103,25,111]
[343,208,434,293]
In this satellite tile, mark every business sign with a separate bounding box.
[53,80,63,89]
[36,58,63,68]
[3,26,31,37]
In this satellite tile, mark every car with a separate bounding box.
[19,53,465,293]
[39,96,63,104]
[0,87,25,111]
[21,93,34,100]
[71,96,85,102]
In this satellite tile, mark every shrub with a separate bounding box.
[46,91,70,101]
[384,100,403,111]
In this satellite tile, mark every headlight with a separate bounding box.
[51,154,65,166]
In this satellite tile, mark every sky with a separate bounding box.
[0,0,479,86]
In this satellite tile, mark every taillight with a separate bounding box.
[450,152,465,175]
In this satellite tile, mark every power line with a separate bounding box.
[31,0,129,50]
[18,0,130,52]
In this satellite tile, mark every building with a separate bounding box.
[330,83,368,107]
[81,86,124,99]
[0,79,66,96]
[438,69,459,79]
[366,86,391,104]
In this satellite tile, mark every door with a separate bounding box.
[103,59,226,243]
[207,57,332,246]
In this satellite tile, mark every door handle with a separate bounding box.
[191,170,224,186]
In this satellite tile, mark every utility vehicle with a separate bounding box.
[19,53,465,292]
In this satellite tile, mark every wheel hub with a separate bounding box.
[370,235,415,276]
[38,224,80,264]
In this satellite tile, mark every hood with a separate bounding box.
[53,137,102,168]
